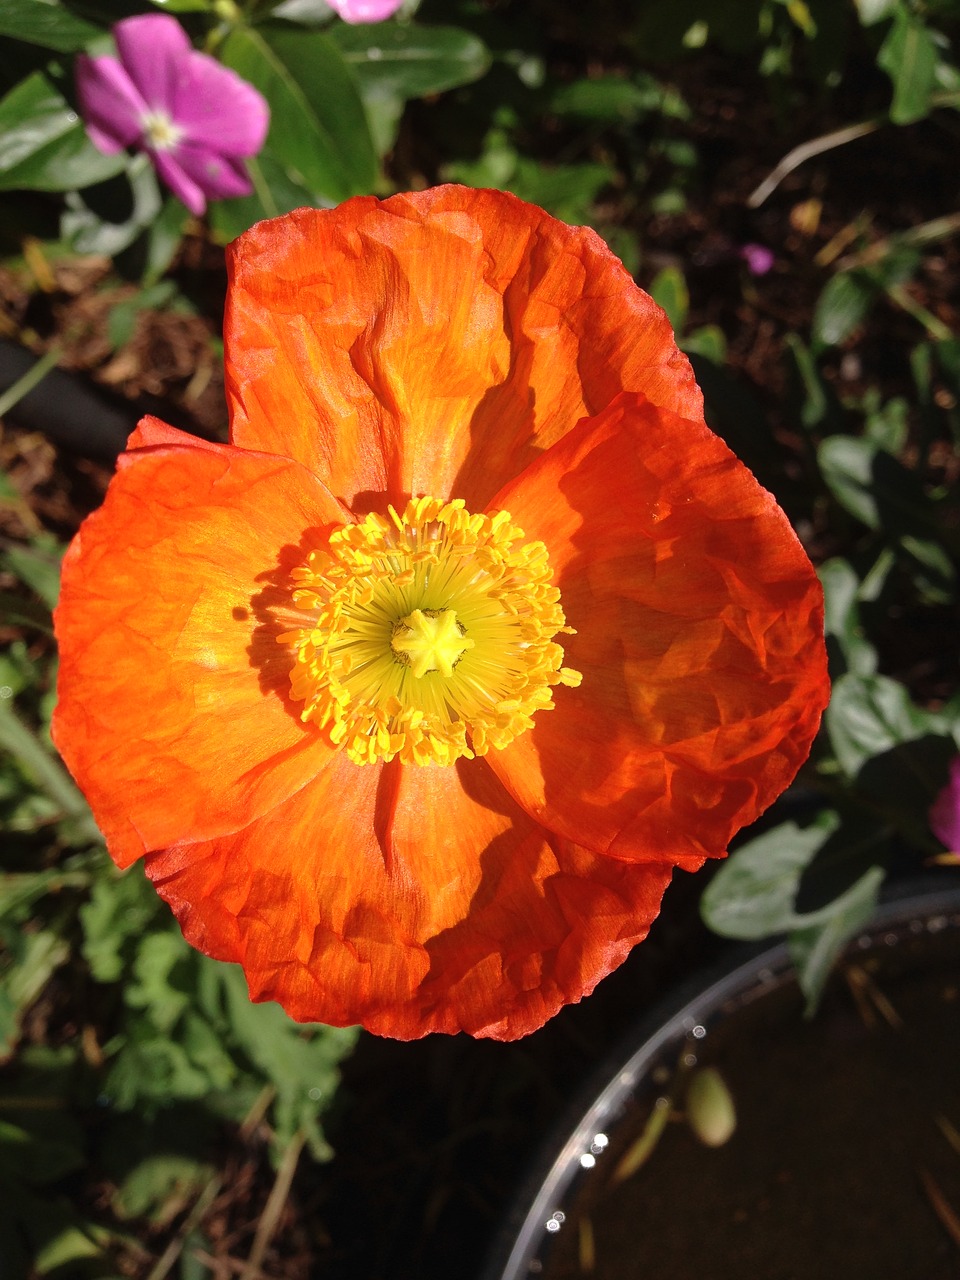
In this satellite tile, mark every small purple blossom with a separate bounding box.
[75,15,269,217]
[931,755,960,852]
[739,243,775,276]
[327,0,404,22]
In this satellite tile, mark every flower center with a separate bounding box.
[278,496,581,767]
[140,108,183,152]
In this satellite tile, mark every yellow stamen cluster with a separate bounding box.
[278,496,581,767]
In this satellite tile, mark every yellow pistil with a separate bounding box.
[277,496,582,767]
[391,608,474,678]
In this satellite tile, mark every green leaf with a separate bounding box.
[208,152,317,244]
[825,671,934,777]
[648,266,689,334]
[812,270,876,347]
[877,9,940,124]
[701,813,840,940]
[0,0,101,51]
[0,930,69,1058]
[855,0,898,24]
[80,864,160,984]
[330,21,491,101]
[550,75,651,122]
[817,434,881,528]
[0,1117,84,1186]
[209,964,357,1160]
[0,72,125,193]
[509,158,616,225]
[818,557,877,677]
[1,536,62,609]
[900,533,955,605]
[62,158,163,257]
[220,24,377,204]
[142,197,188,287]
[817,433,935,536]
[789,865,884,1011]
[114,1153,213,1223]
[681,324,726,364]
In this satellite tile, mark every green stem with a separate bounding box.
[0,698,99,839]
[886,283,954,342]
[0,346,62,421]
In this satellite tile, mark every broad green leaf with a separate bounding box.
[864,394,908,453]
[509,158,616,225]
[648,266,689,334]
[0,1117,84,1185]
[855,0,898,24]
[220,24,377,204]
[62,159,162,257]
[817,433,934,536]
[818,557,877,677]
[817,435,881,528]
[700,813,840,940]
[812,270,876,347]
[0,73,125,192]
[0,0,101,51]
[789,865,884,1010]
[877,10,940,124]
[142,196,187,286]
[826,671,934,777]
[330,21,491,101]
[208,152,318,244]
[550,75,651,122]
[681,324,726,364]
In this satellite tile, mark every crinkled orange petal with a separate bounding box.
[485,392,829,863]
[52,424,349,867]
[224,185,700,511]
[144,752,686,1040]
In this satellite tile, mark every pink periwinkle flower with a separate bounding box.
[328,0,404,20]
[739,243,775,276]
[931,755,960,852]
[75,14,269,217]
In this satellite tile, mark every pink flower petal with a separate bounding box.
[75,54,146,154]
[172,52,269,157]
[114,13,192,112]
[152,148,207,217]
[931,756,960,851]
[328,0,404,22]
[173,143,254,200]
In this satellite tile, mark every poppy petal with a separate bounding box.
[485,392,829,863]
[224,186,700,511]
[52,427,350,867]
[144,753,684,1040]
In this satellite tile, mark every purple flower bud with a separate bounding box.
[328,0,404,20]
[75,14,269,217]
[931,756,960,852]
[739,243,775,276]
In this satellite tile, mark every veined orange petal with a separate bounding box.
[144,753,684,1040]
[52,425,349,867]
[486,393,829,862]
[224,185,699,511]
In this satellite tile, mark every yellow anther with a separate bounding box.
[278,496,580,767]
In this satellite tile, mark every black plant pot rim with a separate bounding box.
[482,874,960,1280]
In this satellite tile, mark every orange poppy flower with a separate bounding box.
[53,186,829,1040]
